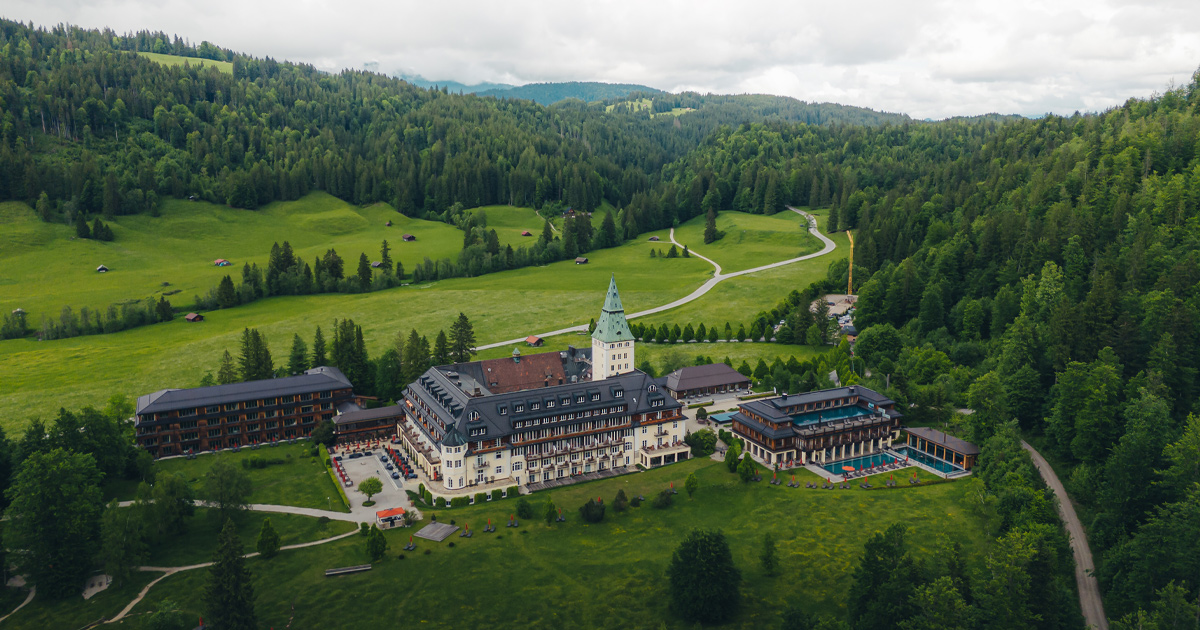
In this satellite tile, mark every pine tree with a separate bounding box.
[667,245,679,258]
[760,532,778,576]
[449,312,477,363]
[287,334,308,375]
[204,520,258,630]
[540,218,554,245]
[217,350,238,385]
[311,326,327,366]
[433,330,450,365]
[216,275,237,309]
[380,239,393,275]
[357,253,372,291]
[75,212,91,239]
[597,210,618,248]
[155,296,173,322]
[828,204,840,232]
[682,245,690,257]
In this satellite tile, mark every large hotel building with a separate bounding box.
[396,277,689,490]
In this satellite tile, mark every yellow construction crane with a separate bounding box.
[845,230,855,295]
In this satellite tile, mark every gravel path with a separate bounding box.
[476,208,835,351]
[105,528,361,624]
[1022,441,1109,630]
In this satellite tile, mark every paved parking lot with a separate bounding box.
[339,451,410,509]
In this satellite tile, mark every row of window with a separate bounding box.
[512,406,626,429]
[163,391,335,420]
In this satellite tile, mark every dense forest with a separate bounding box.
[475,81,663,105]
[652,70,1200,628]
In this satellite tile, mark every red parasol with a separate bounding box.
[841,466,855,472]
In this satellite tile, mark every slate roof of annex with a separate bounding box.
[404,357,679,447]
[334,404,403,425]
[136,367,352,416]
[904,426,980,455]
[664,363,751,392]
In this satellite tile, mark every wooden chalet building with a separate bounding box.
[663,363,751,399]
[134,367,354,457]
[730,385,901,467]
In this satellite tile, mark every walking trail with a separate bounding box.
[1022,441,1108,630]
[477,207,836,351]
[103,528,360,624]
[114,500,373,523]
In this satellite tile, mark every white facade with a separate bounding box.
[592,338,635,380]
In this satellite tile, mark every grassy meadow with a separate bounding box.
[137,51,233,73]
[0,193,464,321]
[670,209,821,273]
[105,442,350,512]
[0,196,845,432]
[90,458,992,630]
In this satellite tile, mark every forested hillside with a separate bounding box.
[475,81,662,105]
[658,69,1200,627]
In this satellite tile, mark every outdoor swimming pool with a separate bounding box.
[894,446,962,474]
[819,451,898,475]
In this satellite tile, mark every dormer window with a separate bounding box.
[591,394,600,402]
[515,404,524,413]
[576,395,585,404]
[648,384,657,392]
[546,400,555,408]
[531,402,540,411]
[498,406,508,415]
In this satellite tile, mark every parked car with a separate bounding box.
[385,463,394,470]
[379,455,388,462]
[391,472,401,480]
[348,452,363,459]
[334,455,342,461]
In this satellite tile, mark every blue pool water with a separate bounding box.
[818,447,964,476]
[819,451,898,475]
[895,446,962,474]
[791,406,872,426]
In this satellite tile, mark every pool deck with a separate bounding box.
[777,448,972,482]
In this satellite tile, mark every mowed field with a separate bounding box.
[0,192,465,321]
[670,209,821,273]
[0,199,845,432]
[59,458,994,630]
[137,51,233,73]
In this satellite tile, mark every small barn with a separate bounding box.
[213,259,231,267]
[574,257,588,264]
[96,265,109,273]
[521,230,533,236]
[371,262,383,269]
[525,335,544,347]
[648,236,660,241]
[185,313,204,323]
[402,234,416,242]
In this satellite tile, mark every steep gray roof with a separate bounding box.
[591,275,634,344]
[136,366,352,416]
[664,363,750,392]
[404,362,679,451]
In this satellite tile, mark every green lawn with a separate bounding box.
[1,570,158,629]
[673,210,821,273]
[0,192,464,321]
[0,202,843,433]
[119,458,990,629]
[468,204,547,247]
[106,442,351,512]
[0,585,29,618]
[142,507,355,567]
[137,51,233,73]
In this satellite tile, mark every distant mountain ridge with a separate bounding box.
[476,81,663,105]
[396,73,515,94]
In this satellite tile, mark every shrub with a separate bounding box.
[685,429,717,457]
[516,498,534,519]
[418,483,425,498]
[491,489,503,501]
[435,497,446,508]
[725,444,742,473]
[506,485,519,498]
[653,489,673,509]
[359,522,370,537]
[738,456,757,482]
[448,542,455,548]
[613,489,629,513]
[630,495,643,508]
[451,497,469,508]
[241,456,286,469]
[474,492,487,505]
[579,498,606,523]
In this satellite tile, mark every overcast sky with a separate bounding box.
[7,0,1200,119]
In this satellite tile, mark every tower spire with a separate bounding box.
[592,275,633,343]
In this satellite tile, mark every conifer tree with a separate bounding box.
[597,210,618,248]
[217,350,238,385]
[216,275,237,309]
[540,218,554,245]
[311,326,327,366]
[704,208,719,244]
[75,214,90,239]
[357,253,372,290]
[287,333,308,375]
[380,239,393,275]
[204,520,258,630]
[449,312,477,363]
[433,330,450,365]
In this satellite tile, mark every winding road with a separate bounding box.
[477,207,836,351]
[1022,441,1108,630]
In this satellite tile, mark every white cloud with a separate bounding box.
[4,0,1198,118]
